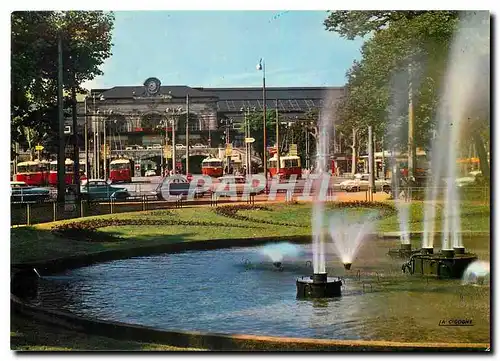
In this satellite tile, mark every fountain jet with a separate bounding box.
[297,90,343,298]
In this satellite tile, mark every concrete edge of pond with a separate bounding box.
[11,294,490,351]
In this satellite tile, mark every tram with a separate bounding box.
[15,160,49,186]
[109,158,133,183]
[268,155,302,179]
[48,158,77,186]
[201,157,224,177]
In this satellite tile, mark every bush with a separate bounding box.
[51,217,254,242]
[213,205,301,227]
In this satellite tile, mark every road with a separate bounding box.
[117,174,385,199]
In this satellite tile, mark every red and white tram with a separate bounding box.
[201,157,224,178]
[268,155,302,179]
[109,158,133,183]
[15,160,49,186]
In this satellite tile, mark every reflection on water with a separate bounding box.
[33,240,490,342]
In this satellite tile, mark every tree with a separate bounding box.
[11,11,115,155]
[246,110,277,165]
[245,108,321,169]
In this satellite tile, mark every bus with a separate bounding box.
[268,155,302,180]
[201,158,224,177]
[109,158,133,183]
[48,158,76,186]
[15,160,49,186]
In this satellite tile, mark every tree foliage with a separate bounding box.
[324,10,490,180]
[11,11,115,156]
[245,109,319,168]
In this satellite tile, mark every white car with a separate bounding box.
[152,144,162,149]
[125,144,143,150]
[145,170,157,177]
[193,143,207,149]
[175,144,186,149]
[455,171,483,188]
[339,173,364,190]
[343,174,391,193]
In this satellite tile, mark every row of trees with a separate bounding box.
[323,11,490,179]
[11,11,115,157]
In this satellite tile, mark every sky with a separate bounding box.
[83,10,365,90]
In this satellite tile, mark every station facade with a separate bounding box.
[78,78,346,150]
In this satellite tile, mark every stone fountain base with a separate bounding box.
[296,273,342,298]
[387,243,418,259]
[402,248,477,279]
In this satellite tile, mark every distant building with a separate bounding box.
[75,80,346,150]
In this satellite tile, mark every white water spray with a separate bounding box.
[387,71,413,246]
[311,90,336,274]
[328,212,375,264]
[260,242,301,263]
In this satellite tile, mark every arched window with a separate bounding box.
[106,116,129,133]
[141,113,164,131]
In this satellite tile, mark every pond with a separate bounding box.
[32,239,490,343]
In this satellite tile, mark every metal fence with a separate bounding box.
[10,186,489,227]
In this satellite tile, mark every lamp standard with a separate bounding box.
[240,106,252,177]
[84,94,89,179]
[56,21,65,203]
[185,94,190,176]
[257,58,267,183]
[102,106,111,180]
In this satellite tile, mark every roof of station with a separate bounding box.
[92,85,345,113]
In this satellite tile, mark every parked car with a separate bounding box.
[339,173,363,190]
[212,175,264,197]
[152,144,162,149]
[80,179,130,200]
[193,143,207,149]
[10,181,51,203]
[175,144,186,149]
[145,169,157,177]
[125,144,144,150]
[157,175,203,199]
[342,174,391,193]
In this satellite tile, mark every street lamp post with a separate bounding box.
[185,94,190,176]
[257,58,267,183]
[56,29,65,203]
[241,107,252,177]
[275,99,280,179]
[84,95,89,180]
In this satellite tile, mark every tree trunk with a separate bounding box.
[471,129,490,182]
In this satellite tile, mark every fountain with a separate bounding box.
[462,261,490,286]
[296,90,343,298]
[260,242,301,271]
[403,11,488,277]
[384,68,417,260]
[328,212,376,270]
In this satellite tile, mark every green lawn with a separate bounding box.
[11,201,490,265]
[11,201,490,351]
[11,314,205,351]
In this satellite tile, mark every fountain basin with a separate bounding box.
[387,243,416,259]
[296,273,342,298]
[420,247,434,255]
[404,251,478,279]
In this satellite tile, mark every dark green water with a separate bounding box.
[32,239,490,343]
